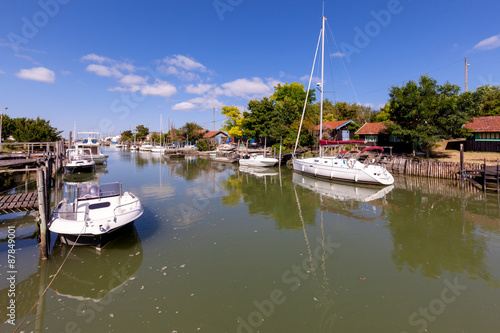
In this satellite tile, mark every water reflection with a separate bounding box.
[387,177,500,288]
[49,226,143,301]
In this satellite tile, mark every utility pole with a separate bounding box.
[465,58,470,92]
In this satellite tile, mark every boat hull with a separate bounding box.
[64,161,95,173]
[292,157,394,185]
[239,155,278,167]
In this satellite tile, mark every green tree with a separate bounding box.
[178,122,204,142]
[120,130,133,142]
[7,117,62,142]
[473,85,500,116]
[221,106,243,137]
[135,125,149,139]
[387,75,472,156]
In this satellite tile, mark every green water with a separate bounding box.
[1,149,500,333]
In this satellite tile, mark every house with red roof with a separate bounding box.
[355,122,408,152]
[314,120,354,141]
[464,116,500,152]
[203,130,228,145]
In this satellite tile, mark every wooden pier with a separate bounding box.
[0,141,65,259]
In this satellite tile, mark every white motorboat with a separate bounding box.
[292,13,393,186]
[64,148,96,173]
[239,154,278,167]
[139,141,153,151]
[74,132,109,164]
[49,182,143,248]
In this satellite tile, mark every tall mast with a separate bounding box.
[319,15,326,157]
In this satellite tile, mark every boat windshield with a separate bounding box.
[77,182,121,200]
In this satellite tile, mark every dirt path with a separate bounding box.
[430,140,500,166]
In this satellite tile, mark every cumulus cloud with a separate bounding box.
[164,55,207,72]
[16,67,55,83]
[185,83,216,95]
[473,34,500,51]
[221,77,276,98]
[81,53,113,63]
[86,64,123,78]
[172,102,197,111]
[141,81,177,97]
[120,74,147,86]
[172,96,224,111]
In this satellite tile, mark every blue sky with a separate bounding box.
[1,0,499,138]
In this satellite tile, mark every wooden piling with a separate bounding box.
[36,167,49,260]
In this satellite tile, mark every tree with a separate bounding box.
[135,125,149,139]
[120,130,133,142]
[7,117,62,142]
[178,122,204,142]
[473,85,500,116]
[221,106,243,137]
[387,75,473,156]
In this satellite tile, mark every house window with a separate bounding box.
[389,135,401,143]
[365,135,378,142]
[477,132,500,141]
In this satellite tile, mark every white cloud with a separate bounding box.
[164,55,206,72]
[86,64,123,78]
[120,74,147,86]
[221,77,275,98]
[185,83,216,95]
[141,81,177,97]
[16,67,55,83]
[473,34,500,51]
[60,70,71,76]
[81,53,113,63]
[172,96,224,111]
[172,102,197,111]
[0,69,4,74]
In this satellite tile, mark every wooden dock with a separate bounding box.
[0,191,38,213]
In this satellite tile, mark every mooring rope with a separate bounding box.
[13,224,86,333]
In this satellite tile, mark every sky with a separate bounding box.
[1,0,499,138]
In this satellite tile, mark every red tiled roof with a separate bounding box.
[203,131,227,138]
[464,116,500,132]
[355,122,389,135]
[314,120,351,130]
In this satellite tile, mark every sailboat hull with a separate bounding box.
[293,157,394,186]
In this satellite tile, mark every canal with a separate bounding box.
[1,148,500,332]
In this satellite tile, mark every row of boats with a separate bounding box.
[53,133,144,249]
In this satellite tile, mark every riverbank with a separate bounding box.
[431,139,500,166]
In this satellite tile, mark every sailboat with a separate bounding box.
[292,13,394,186]
[151,115,166,153]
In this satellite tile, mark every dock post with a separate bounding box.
[497,159,499,192]
[36,167,49,260]
[460,144,464,188]
[483,158,487,191]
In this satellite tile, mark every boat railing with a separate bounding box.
[112,194,141,219]
[53,202,89,221]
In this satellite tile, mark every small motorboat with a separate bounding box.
[239,154,278,167]
[49,182,143,248]
[64,148,96,173]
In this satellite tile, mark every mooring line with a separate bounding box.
[13,225,86,333]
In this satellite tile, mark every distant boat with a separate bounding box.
[292,12,393,186]
[239,154,278,167]
[74,132,109,164]
[49,182,143,248]
[139,141,153,151]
